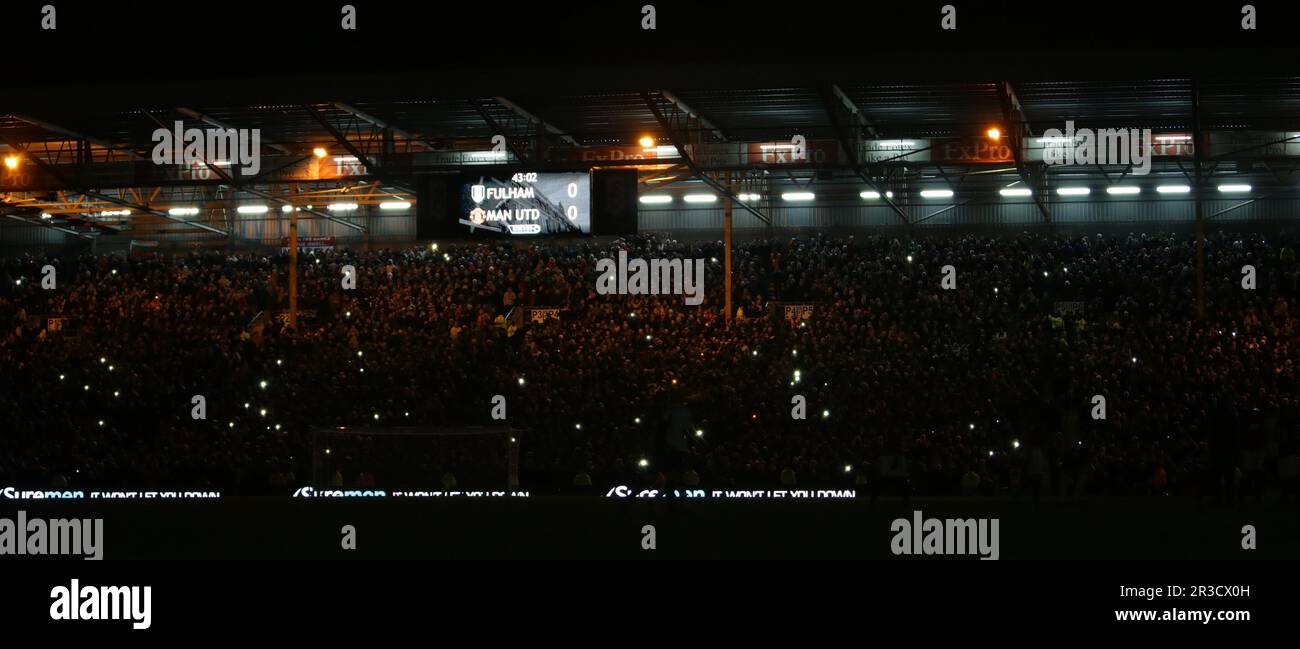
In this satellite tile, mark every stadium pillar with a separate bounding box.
[289,210,299,329]
[1195,203,1205,320]
[1192,80,1206,320]
[724,172,733,325]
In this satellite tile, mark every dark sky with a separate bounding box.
[3,0,1299,110]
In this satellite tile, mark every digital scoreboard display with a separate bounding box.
[457,171,591,236]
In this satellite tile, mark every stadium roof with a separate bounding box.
[5,0,1300,235]
[8,78,1300,150]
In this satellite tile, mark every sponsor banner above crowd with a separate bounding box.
[603,485,857,499]
[2,487,221,500]
[290,487,530,498]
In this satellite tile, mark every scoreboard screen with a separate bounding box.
[457,171,591,236]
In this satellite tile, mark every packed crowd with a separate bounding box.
[1,231,1297,499]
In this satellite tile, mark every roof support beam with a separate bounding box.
[0,133,230,237]
[13,115,148,161]
[93,190,229,236]
[818,84,909,225]
[468,99,530,163]
[660,91,728,141]
[175,107,291,154]
[996,81,1053,224]
[825,84,880,139]
[304,104,413,195]
[195,159,366,233]
[2,213,95,240]
[331,102,437,151]
[641,91,769,225]
[639,163,691,185]
[493,97,581,147]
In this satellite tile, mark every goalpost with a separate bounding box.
[310,424,522,492]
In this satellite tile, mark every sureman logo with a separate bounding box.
[292,486,387,498]
[151,120,261,176]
